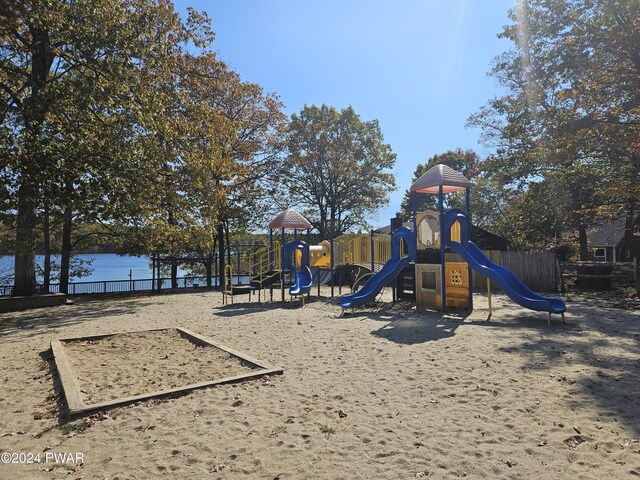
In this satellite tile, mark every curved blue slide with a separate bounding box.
[340,256,410,308]
[340,227,416,309]
[450,240,566,313]
[283,240,313,297]
[443,208,565,314]
[290,265,313,296]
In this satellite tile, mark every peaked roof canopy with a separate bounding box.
[268,208,312,230]
[410,164,472,194]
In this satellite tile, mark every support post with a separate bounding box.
[439,185,446,312]
[412,191,417,240]
[370,229,375,273]
[269,229,274,302]
[237,248,241,285]
[465,187,473,311]
[281,228,285,302]
[330,235,335,298]
[306,228,311,301]
[151,253,156,293]
[214,252,218,289]
[487,277,492,320]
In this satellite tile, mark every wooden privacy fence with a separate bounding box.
[446,250,558,293]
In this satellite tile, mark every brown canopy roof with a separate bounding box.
[410,164,472,194]
[268,208,312,230]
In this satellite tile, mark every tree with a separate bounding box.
[399,149,480,219]
[124,52,287,289]
[468,0,640,259]
[283,105,396,238]
[0,0,215,294]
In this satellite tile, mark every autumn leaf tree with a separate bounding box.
[123,52,287,289]
[0,0,215,294]
[468,0,640,259]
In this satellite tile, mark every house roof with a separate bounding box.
[268,208,312,230]
[410,164,472,194]
[587,215,634,248]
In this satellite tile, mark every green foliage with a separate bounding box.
[0,1,287,293]
[320,424,336,438]
[282,105,396,237]
[0,0,218,294]
[468,0,640,257]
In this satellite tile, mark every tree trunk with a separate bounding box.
[13,26,55,296]
[217,222,225,290]
[225,221,231,281]
[206,257,212,289]
[318,206,327,239]
[13,182,38,296]
[329,205,336,238]
[171,261,178,289]
[577,223,589,261]
[43,203,51,293]
[621,201,636,262]
[59,201,73,294]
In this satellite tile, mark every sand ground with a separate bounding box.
[0,288,638,479]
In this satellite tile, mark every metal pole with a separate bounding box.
[151,254,155,293]
[214,252,218,289]
[487,277,492,319]
[390,224,396,303]
[439,185,446,312]
[412,191,417,240]
[269,229,273,302]
[307,228,311,300]
[237,247,241,285]
[330,235,335,298]
[281,228,285,302]
[370,229,375,273]
[466,187,473,311]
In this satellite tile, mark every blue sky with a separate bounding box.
[175,0,515,228]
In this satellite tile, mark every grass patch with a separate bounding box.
[320,424,336,438]
[0,319,20,331]
[61,421,88,435]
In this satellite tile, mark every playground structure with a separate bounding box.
[222,165,566,323]
[339,164,566,323]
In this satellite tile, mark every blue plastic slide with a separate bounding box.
[340,227,416,309]
[340,256,410,308]
[450,240,566,313]
[290,265,313,296]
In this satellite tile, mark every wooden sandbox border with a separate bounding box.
[51,327,283,416]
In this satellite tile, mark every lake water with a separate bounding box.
[0,254,192,282]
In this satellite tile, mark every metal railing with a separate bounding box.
[0,275,218,297]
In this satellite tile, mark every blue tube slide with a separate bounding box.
[444,209,566,314]
[340,227,416,308]
[290,265,313,296]
[284,240,313,296]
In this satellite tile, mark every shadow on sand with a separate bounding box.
[0,296,152,343]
